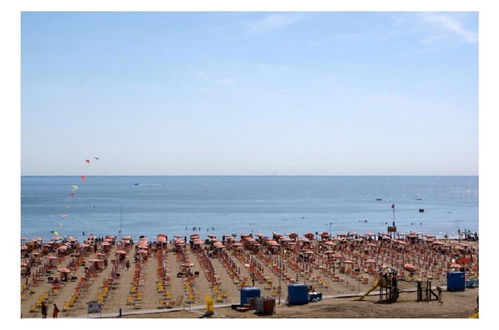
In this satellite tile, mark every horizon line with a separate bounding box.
[20,174,479,177]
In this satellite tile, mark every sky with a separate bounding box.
[21,12,478,176]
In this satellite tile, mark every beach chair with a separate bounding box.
[158,299,166,309]
[176,295,183,307]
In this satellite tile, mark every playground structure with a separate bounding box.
[355,267,399,304]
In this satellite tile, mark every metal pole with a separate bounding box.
[119,205,123,234]
[278,253,282,305]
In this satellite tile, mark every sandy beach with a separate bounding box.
[20,232,478,319]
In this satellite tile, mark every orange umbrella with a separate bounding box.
[304,233,315,239]
[404,264,417,272]
[288,233,298,239]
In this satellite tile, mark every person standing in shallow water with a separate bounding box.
[52,304,59,318]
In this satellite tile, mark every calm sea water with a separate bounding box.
[21,176,478,241]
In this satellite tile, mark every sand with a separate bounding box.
[21,238,478,319]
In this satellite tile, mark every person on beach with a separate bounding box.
[52,304,60,318]
[126,259,130,271]
[41,302,47,318]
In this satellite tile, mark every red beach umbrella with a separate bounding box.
[404,264,417,272]
[304,233,315,239]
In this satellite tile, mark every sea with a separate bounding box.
[21,176,478,241]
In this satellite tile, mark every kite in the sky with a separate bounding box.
[94,157,99,160]
[69,192,75,197]
[85,159,90,164]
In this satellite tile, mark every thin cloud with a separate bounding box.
[421,13,478,43]
[247,13,305,35]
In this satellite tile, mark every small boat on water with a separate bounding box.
[375,198,382,201]
[415,198,423,200]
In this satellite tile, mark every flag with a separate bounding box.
[391,204,395,209]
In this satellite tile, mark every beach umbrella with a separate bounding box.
[89,259,101,263]
[267,240,280,246]
[366,259,376,264]
[190,234,200,239]
[181,262,194,267]
[404,264,417,272]
[343,260,354,264]
[137,249,148,254]
[47,256,58,260]
[256,233,265,238]
[157,234,167,243]
[332,253,343,259]
[57,245,68,251]
[101,242,111,246]
[122,235,132,240]
[116,250,127,254]
[324,241,335,246]
[21,245,28,250]
[213,241,224,248]
[288,233,298,239]
[57,267,71,273]
[304,233,315,239]
[365,232,375,237]
[21,262,29,267]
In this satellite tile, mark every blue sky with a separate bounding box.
[21,12,478,175]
